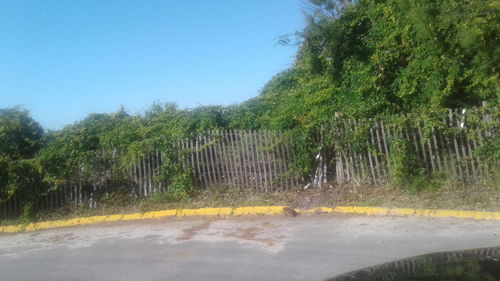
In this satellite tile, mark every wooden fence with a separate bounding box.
[190,130,297,190]
[313,107,498,187]
[127,130,297,196]
[0,130,297,218]
[0,106,497,218]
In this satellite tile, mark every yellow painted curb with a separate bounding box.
[121,212,144,221]
[1,206,498,233]
[218,207,233,216]
[391,208,416,216]
[195,208,221,216]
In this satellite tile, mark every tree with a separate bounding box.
[0,107,44,159]
[0,107,45,215]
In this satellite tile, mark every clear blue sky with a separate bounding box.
[0,0,305,130]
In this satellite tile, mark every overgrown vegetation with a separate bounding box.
[1,0,499,220]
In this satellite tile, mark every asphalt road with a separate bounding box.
[1,214,499,281]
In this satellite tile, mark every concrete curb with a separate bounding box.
[1,206,499,233]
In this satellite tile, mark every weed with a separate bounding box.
[364,198,382,206]
[99,188,136,208]
[388,138,445,192]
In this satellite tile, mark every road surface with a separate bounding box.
[1,214,499,281]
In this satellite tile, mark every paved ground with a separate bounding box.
[0,214,499,281]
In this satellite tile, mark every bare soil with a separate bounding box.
[280,183,499,211]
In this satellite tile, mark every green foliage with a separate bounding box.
[255,0,498,123]
[4,159,49,218]
[19,202,34,224]
[0,108,47,214]
[227,0,498,181]
[25,103,225,212]
[148,187,190,205]
[0,156,9,202]
[6,159,47,200]
[474,137,500,166]
[388,138,442,192]
[0,107,43,159]
[388,137,428,192]
[154,143,194,199]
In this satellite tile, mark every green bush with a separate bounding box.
[388,137,441,192]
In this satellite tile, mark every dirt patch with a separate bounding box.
[286,189,337,209]
[260,221,279,229]
[224,227,274,246]
[177,251,189,260]
[39,233,76,244]
[177,220,214,241]
[223,222,287,247]
[143,235,162,241]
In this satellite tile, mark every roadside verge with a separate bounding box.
[1,206,499,233]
